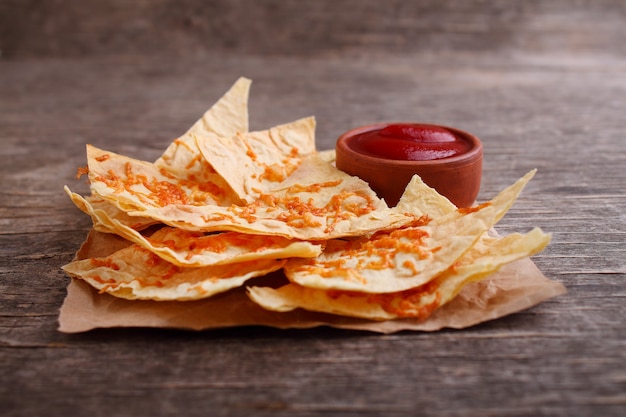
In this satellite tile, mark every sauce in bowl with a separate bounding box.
[336,123,482,207]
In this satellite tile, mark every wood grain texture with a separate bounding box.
[1,1,625,416]
[2,0,625,59]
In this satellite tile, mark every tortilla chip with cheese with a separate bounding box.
[283,171,536,293]
[66,187,323,267]
[195,116,317,203]
[62,245,286,301]
[395,174,457,218]
[130,153,414,239]
[154,77,251,197]
[247,227,551,320]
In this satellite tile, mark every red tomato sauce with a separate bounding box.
[347,123,472,161]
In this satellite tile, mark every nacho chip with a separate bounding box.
[141,227,322,267]
[183,76,251,139]
[395,174,457,218]
[283,171,536,293]
[195,116,317,202]
[283,210,488,294]
[66,187,322,267]
[154,77,251,197]
[62,245,286,301]
[129,153,414,239]
[247,228,551,320]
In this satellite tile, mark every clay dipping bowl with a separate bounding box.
[335,122,483,208]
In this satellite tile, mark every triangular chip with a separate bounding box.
[283,209,489,293]
[487,169,535,224]
[248,228,551,320]
[140,227,322,267]
[395,174,457,218]
[184,76,251,139]
[283,171,536,293]
[129,154,414,239]
[154,77,251,191]
[195,116,317,202]
[62,245,286,301]
[66,187,322,267]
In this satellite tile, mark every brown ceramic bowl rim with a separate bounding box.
[336,122,483,169]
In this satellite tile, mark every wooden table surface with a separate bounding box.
[1,1,624,416]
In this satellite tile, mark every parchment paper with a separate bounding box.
[58,229,566,333]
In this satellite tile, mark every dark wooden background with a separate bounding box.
[1,1,624,416]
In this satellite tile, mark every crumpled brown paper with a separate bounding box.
[58,229,566,334]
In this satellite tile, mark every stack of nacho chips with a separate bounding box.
[63,78,550,322]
